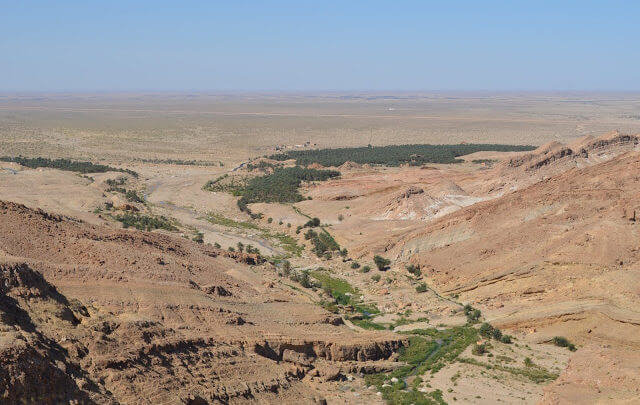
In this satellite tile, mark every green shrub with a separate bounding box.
[479,323,493,338]
[551,336,577,351]
[372,274,381,282]
[500,335,512,344]
[361,265,371,273]
[350,318,387,330]
[304,217,321,227]
[373,255,391,271]
[125,190,144,203]
[113,212,176,232]
[464,306,481,323]
[282,260,292,276]
[350,261,360,269]
[492,328,503,341]
[192,232,204,244]
[416,283,428,293]
[303,229,341,257]
[105,177,127,187]
[472,343,487,356]
[406,264,422,276]
[296,272,313,288]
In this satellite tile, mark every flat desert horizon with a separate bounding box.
[2,92,640,164]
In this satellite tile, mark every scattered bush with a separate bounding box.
[292,272,313,288]
[479,323,493,338]
[372,274,381,282]
[304,229,341,257]
[551,336,577,351]
[282,260,292,276]
[361,265,371,273]
[246,160,278,171]
[113,213,176,232]
[192,231,204,244]
[463,305,481,323]
[140,158,219,166]
[105,177,127,187]
[373,255,391,271]
[304,217,321,227]
[406,264,421,276]
[125,190,144,203]
[350,261,361,269]
[415,283,428,293]
[472,343,487,356]
[213,242,221,248]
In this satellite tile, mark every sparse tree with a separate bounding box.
[406,264,421,276]
[500,335,512,344]
[373,255,391,271]
[282,260,291,276]
[472,343,487,356]
[479,322,493,338]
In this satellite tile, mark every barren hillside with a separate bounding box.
[0,200,404,404]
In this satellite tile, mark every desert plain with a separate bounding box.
[1,92,640,404]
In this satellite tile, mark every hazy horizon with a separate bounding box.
[3,1,640,92]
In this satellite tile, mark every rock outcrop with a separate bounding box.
[0,201,404,404]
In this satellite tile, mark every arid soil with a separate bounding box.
[0,200,404,404]
[299,131,640,404]
[2,94,640,404]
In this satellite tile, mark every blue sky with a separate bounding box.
[1,1,639,91]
